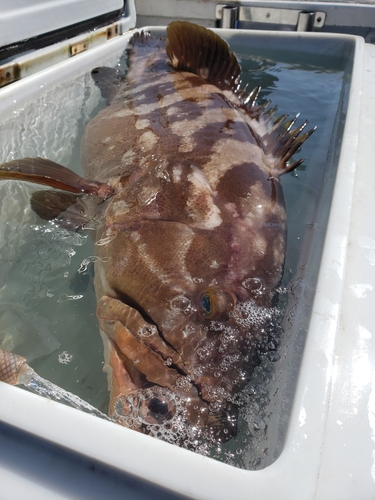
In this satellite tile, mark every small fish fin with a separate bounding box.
[0,157,114,197]
[91,66,124,105]
[30,190,90,231]
[240,97,316,174]
[259,113,316,174]
[166,21,241,92]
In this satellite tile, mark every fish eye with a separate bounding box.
[198,287,236,321]
[199,293,212,316]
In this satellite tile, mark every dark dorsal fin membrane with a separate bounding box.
[166,21,241,91]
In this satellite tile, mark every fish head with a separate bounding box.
[95,199,284,443]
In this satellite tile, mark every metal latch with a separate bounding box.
[216,4,326,31]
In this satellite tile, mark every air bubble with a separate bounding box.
[58,351,73,364]
[267,351,280,362]
[210,321,224,331]
[170,295,192,314]
[183,323,197,336]
[242,277,263,292]
[164,357,173,366]
[176,376,190,389]
[138,325,158,337]
[57,293,83,302]
[197,347,209,359]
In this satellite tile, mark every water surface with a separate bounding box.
[0,34,349,469]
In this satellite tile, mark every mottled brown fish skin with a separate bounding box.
[80,23,312,440]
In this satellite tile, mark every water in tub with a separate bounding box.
[0,33,347,469]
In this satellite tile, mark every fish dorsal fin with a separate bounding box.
[166,21,241,91]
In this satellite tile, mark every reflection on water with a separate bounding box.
[0,39,347,469]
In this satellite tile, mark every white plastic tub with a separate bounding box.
[0,24,374,499]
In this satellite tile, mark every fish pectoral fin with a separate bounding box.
[98,296,209,426]
[97,296,183,375]
[91,66,125,105]
[99,328,138,411]
[30,190,91,230]
[97,296,184,368]
[166,21,241,92]
[0,157,114,197]
[98,298,180,389]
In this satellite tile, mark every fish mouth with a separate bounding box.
[97,295,238,442]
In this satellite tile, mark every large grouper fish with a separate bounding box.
[0,21,314,443]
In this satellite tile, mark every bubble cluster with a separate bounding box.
[231,300,280,330]
[58,350,73,364]
[108,294,286,469]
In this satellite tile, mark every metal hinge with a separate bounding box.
[216,4,326,31]
[0,65,20,87]
[70,39,89,56]
[70,25,119,57]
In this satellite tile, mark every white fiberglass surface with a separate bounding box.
[0,27,359,477]
[0,0,124,48]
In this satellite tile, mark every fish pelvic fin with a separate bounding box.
[30,190,91,231]
[0,157,114,197]
[166,21,241,92]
